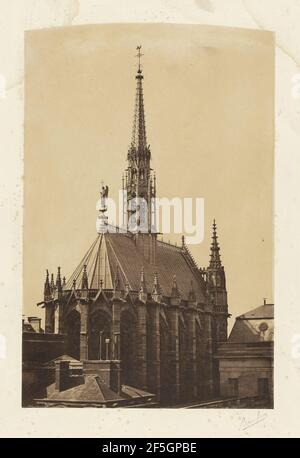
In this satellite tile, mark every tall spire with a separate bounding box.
[209,219,222,269]
[132,45,147,150]
[125,46,157,234]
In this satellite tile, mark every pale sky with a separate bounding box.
[24,24,274,328]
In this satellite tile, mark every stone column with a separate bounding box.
[80,302,89,361]
[112,300,121,360]
[136,301,147,390]
[168,305,180,403]
[204,311,214,398]
[147,303,160,398]
[186,308,197,400]
[58,302,65,334]
[45,303,55,334]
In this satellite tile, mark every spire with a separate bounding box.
[152,271,162,303]
[62,276,66,289]
[125,280,130,295]
[139,266,147,302]
[50,273,55,292]
[188,280,196,303]
[81,264,89,290]
[114,265,121,292]
[139,267,147,294]
[44,269,51,298]
[209,219,222,269]
[56,266,62,291]
[125,46,156,236]
[132,45,147,150]
[171,275,180,298]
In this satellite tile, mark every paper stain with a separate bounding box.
[194,0,214,13]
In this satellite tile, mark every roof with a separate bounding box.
[38,375,156,407]
[64,233,206,303]
[228,303,274,344]
[237,304,274,320]
[45,375,124,403]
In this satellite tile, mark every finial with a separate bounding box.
[136,45,144,74]
[182,235,185,248]
[56,266,62,290]
[62,276,66,288]
[152,271,162,302]
[208,219,222,269]
[72,278,76,289]
[125,280,130,295]
[81,264,89,290]
[44,269,51,297]
[171,275,180,298]
[50,273,55,291]
[114,265,121,292]
[213,219,217,234]
[139,266,147,293]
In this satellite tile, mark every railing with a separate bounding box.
[182,395,272,409]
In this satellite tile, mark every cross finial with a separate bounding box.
[136,45,143,73]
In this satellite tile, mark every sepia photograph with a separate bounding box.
[22,23,274,409]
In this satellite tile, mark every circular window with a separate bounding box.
[259,322,268,333]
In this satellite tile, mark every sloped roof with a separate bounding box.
[65,233,206,303]
[229,303,274,343]
[237,304,274,320]
[46,375,124,403]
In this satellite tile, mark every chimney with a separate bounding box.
[28,316,41,333]
[55,360,70,392]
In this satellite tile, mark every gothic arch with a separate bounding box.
[121,302,138,322]
[89,301,112,322]
[88,309,112,360]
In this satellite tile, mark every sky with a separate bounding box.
[24,23,274,328]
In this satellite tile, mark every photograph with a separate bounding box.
[22,23,274,409]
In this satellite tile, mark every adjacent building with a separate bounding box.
[216,301,274,407]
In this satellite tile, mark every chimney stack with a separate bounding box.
[55,361,70,392]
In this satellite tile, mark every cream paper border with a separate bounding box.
[0,0,299,438]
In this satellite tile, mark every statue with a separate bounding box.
[100,185,109,199]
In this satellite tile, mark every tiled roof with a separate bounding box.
[106,234,205,302]
[237,304,274,320]
[46,375,124,403]
[41,376,155,407]
[65,233,206,303]
[229,304,274,343]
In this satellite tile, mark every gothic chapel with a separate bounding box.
[39,47,229,404]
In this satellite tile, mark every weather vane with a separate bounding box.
[136,45,143,72]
